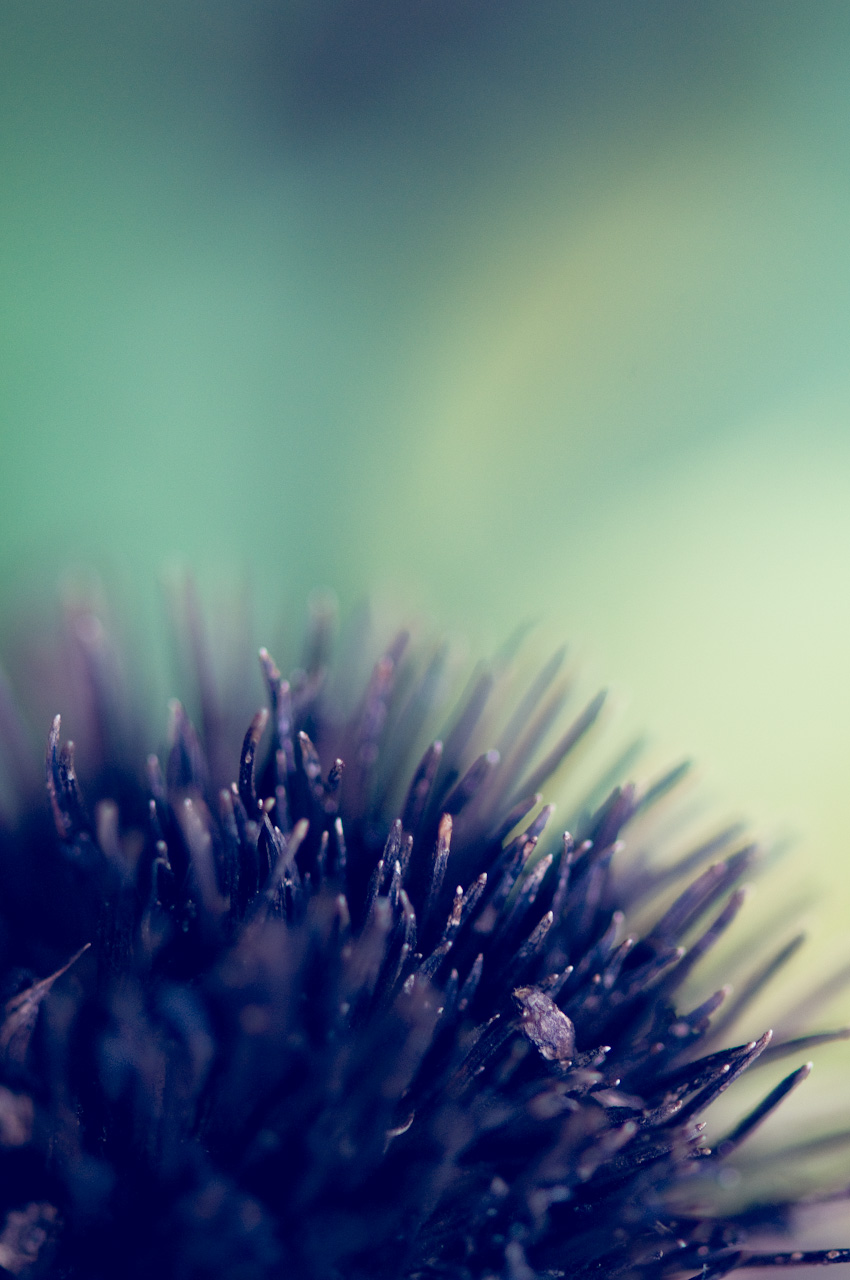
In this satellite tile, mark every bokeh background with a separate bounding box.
[2,0,850,1043]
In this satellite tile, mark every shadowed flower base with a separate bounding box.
[0,600,847,1278]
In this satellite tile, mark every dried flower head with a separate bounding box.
[0,595,847,1279]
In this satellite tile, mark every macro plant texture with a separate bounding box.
[0,598,846,1279]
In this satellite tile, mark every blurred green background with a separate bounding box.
[2,2,850,996]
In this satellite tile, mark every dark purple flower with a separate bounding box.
[0,596,847,1279]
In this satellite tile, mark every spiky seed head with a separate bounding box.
[0,597,846,1279]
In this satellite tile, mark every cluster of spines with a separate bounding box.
[0,620,847,1278]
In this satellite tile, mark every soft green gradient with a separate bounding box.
[2,2,850,1020]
